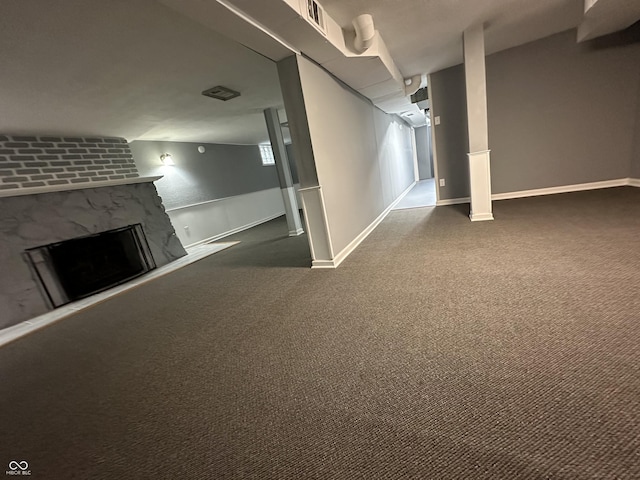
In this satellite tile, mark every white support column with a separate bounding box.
[463,24,494,222]
[264,107,305,236]
[297,185,334,267]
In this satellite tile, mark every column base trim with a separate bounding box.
[470,212,494,222]
[288,228,305,236]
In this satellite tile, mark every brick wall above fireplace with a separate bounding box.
[0,135,139,191]
[0,133,186,330]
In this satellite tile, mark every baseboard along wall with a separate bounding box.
[437,178,640,206]
[312,181,416,269]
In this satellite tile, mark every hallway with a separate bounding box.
[393,178,436,210]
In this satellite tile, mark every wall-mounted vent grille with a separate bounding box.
[202,85,241,101]
[305,0,327,34]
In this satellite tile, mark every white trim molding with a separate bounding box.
[182,212,284,248]
[435,178,639,207]
[628,178,640,188]
[468,150,494,222]
[313,181,416,269]
[0,175,163,199]
[436,197,470,206]
[299,185,335,267]
[491,178,631,200]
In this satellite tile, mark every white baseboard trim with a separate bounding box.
[183,212,284,248]
[310,259,336,268]
[436,197,470,206]
[288,228,305,236]
[312,181,416,269]
[470,213,494,222]
[628,178,640,187]
[435,178,638,207]
[492,178,630,201]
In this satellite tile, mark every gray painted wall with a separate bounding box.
[430,64,470,199]
[131,141,280,210]
[415,125,433,179]
[285,144,300,184]
[431,29,640,199]
[487,30,640,193]
[294,56,415,254]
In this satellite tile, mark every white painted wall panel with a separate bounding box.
[296,56,415,255]
[166,187,295,247]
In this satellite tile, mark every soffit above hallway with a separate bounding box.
[174,0,637,130]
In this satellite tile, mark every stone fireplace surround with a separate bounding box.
[0,136,186,330]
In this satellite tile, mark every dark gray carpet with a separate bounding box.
[1,187,639,479]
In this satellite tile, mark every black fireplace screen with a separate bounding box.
[25,224,156,308]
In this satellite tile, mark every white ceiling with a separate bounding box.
[0,0,633,146]
[320,0,585,75]
[0,0,284,144]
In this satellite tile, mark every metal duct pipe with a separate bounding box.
[352,14,375,53]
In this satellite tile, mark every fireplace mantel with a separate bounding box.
[0,176,163,199]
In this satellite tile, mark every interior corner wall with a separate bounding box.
[430,64,470,200]
[131,141,280,209]
[295,55,415,256]
[487,30,640,193]
[430,29,640,199]
[132,140,288,246]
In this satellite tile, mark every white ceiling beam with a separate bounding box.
[577,0,640,42]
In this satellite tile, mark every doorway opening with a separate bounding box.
[394,123,436,210]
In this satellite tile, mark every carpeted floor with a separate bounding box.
[1,187,639,479]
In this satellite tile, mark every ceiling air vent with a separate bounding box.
[304,0,327,35]
[410,87,428,104]
[202,85,241,101]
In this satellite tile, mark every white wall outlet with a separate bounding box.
[434,116,441,125]
[439,178,446,187]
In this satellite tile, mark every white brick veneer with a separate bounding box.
[0,135,139,191]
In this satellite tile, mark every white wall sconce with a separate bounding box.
[160,153,175,166]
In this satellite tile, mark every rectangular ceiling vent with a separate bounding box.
[303,0,327,35]
[410,87,429,104]
[202,86,241,101]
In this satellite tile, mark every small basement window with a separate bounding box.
[259,144,275,166]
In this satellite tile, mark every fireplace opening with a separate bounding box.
[25,224,156,308]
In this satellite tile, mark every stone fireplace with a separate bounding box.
[25,223,156,308]
[0,135,186,330]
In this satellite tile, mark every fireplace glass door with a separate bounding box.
[25,224,155,308]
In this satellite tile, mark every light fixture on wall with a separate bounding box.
[160,153,175,166]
